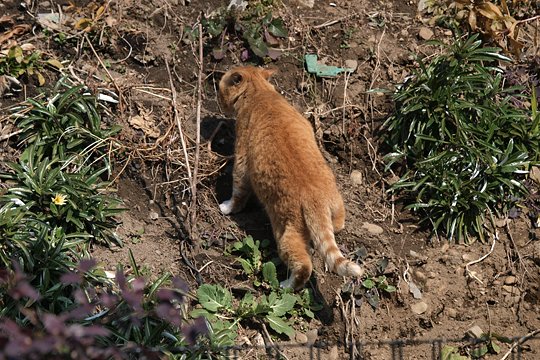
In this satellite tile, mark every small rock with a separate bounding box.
[350,170,363,185]
[328,345,339,360]
[523,302,532,310]
[502,285,521,295]
[462,253,476,262]
[295,332,308,344]
[409,281,423,299]
[362,222,384,235]
[413,270,427,284]
[345,59,358,72]
[306,329,318,344]
[253,333,264,347]
[466,325,484,339]
[149,211,159,220]
[156,250,162,255]
[418,27,434,40]
[443,30,453,36]
[441,242,450,253]
[409,250,426,260]
[411,301,428,314]
[504,275,517,285]
[446,308,457,319]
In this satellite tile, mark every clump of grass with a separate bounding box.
[383,34,540,243]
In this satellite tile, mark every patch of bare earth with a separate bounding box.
[1,0,539,358]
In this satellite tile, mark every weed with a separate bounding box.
[185,1,289,61]
[341,257,396,309]
[0,46,46,85]
[383,34,539,243]
[192,236,321,343]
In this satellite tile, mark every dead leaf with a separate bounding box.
[0,15,14,28]
[477,2,503,20]
[0,24,31,46]
[47,58,64,69]
[36,72,45,86]
[468,9,477,31]
[530,166,540,184]
[129,112,160,138]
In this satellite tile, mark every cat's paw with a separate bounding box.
[219,199,234,215]
[279,277,294,290]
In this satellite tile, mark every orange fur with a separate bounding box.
[218,66,363,290]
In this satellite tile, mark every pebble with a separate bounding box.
[345,59,358,72]
[413,270,427,284]
[502,285,520,295]
[306,329,318,344]
[254,333,264,346]
[295,332,308,344]
[462,253,476,262]
[156,250,162,255]
[446,307,457,319]
[362,222,384,235]
[328,345,339,360]
[466,325,484,338]
[418,27,434,40]
[411,301,428,314]
[149,211,159,220]
[504,275,517,285]
[350,170,363,185]
[440,242,449,253]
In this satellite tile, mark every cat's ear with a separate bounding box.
[261,67,277,79]
[227,72,243,86]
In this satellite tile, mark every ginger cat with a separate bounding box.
[218,66,363,290]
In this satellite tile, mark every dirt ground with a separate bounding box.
[1,0,540,358]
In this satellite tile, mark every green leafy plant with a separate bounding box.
[15,80,121,168]
[185,1,289,61]
[383,34,540,243]
[193,236,321,343]
[0,46,47,85]
[192,283,297,339]
[229,236,270,285]
[341,257,396,309]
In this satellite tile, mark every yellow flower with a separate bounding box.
[52,193,67,206]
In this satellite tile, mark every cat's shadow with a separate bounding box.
[202,115,335,326]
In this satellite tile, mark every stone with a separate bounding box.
[362,222,384,235]
[411,301,428,314]
[504,275,517,285]
[462,253,476,262]
[441,242,450,252]
[446,308,457,319]
[345,59,358,72]
[306,329,318,344]
[295,0,314,7]
[149,211,159,220]
[350,170,363,185]
[502,285,521,295]
[466,325,484,339]
[418,27,434,40]
[295,332,308,344]
[328,345,339,360]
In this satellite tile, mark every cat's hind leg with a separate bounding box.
[277,226,313,291]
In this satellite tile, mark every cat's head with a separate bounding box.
[218,66,277,115]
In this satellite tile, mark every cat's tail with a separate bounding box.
[302,203,363,278]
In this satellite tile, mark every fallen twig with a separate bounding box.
[85,34,124,111]
[189,21,204,244]
[499,328,540,360]
[465,232,497,284]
